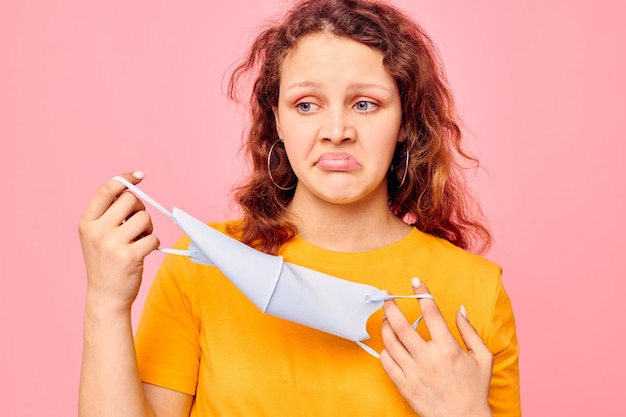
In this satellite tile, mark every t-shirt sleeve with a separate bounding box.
[487,278,521,417]
[134,253,202,396]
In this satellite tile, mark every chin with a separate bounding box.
[319,189,379,206]
[299,178,386,206]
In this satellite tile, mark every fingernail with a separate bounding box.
[381,289,390,296]
[132,171,145,179]
[460,305,468,319]
[411,277,421,288]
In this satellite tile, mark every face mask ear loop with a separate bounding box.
[356,341,380,359]
[111,176,199,259]
[367,294,434,302]
[112,176,174,220]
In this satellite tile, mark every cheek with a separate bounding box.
[282,140,305,167]
[374,125,402,153]
[282,121,315,152]
[276,117,301,141]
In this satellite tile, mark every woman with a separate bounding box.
[78,0,520,416]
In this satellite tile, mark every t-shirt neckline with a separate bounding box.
[281,227,426,268]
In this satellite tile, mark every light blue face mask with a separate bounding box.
[113,176,433,358]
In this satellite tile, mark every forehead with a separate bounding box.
[279,32,393,87]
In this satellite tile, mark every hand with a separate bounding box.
[380,278,494,417]
[78,172,159,313]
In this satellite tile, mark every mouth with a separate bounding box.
[315,152,361,171]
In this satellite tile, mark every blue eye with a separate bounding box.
[297,102,318,112]
[354,101,377,112]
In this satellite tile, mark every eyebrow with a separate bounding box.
[284,81,394,94]
[284,81,321,91]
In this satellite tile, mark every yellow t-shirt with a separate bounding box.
[135,222,520,416]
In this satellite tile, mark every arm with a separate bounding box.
[79,295,155,417]
[78,172,193,417]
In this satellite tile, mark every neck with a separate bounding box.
[286,189,411,252]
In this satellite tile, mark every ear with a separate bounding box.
[273,106,284,139]
[396,125,408,143]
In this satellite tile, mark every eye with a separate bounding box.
[354,101,377,112]
[297,102,319,113]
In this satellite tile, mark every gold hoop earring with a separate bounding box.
[267,139,296,191]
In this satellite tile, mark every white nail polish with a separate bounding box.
[132,171,145,179]
[411,277,421,288]
[460,305,468,319]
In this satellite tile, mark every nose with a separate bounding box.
[321,108,356,144]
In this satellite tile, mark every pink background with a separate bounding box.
[2,0,624,415]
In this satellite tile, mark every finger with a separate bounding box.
[94,190,144,229]
[378,347,406,385]
[381,309,416,366]
[82,171,145,221]
[131,232,160,259]
[411,278,456,343]
[117,209,154,243]
[456,306,493,363]
[383,293,427,358]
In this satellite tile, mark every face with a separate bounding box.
[274,32,403,207]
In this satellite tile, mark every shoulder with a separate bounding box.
[410,229,503,312]
[415,229,501,277]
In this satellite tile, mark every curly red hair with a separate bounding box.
[228,0,491,254]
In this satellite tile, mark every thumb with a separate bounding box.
[456,306,493,363]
